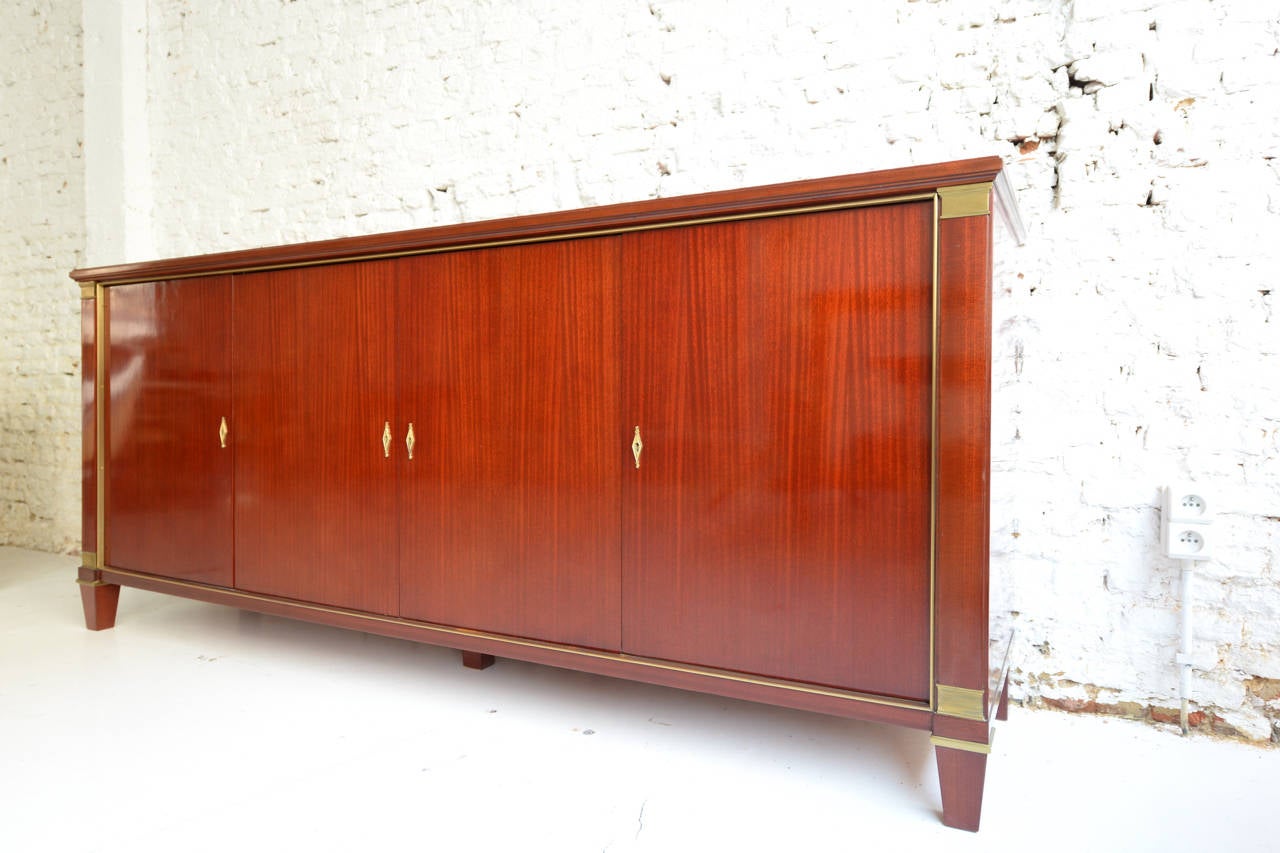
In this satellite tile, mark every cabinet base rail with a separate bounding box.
[78,563,1000,831]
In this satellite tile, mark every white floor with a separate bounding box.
[1,547,1274,852]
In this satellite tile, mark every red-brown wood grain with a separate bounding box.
[621,201,935,699]
[105,278,234,585]
[935,745,988,831]
[934,213,994,700]
[70,159,1007,286]
[79,581,120,631]
[98,565,933,730]
[397,240,623,649]
[461,651,495,670]
[81,297,96,557]
[234,262,399,614]
[931,715,992,744]
[74,158,1021,832]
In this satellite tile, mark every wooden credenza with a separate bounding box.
[73,157,1023,831]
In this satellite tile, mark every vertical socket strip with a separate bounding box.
[1161,483,1213,561]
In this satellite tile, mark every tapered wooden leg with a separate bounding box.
[79,580,121,631]
[995,675,1010,722]
[461,651,495,670]
[935,745,988,832]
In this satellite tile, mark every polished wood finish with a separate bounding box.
[105,278,234,585]
[73,158,1021,831]
[996,674,1010,722]
[96,565,933,730]
[233,263,399,613]
[461,651,496,670]
[81,297,96,557]
[78,567,120,630]
[934,214,995,697]
[935,745,988,831]
[79,583,121,630]
[931,714,992,745]
[621,202,933,698]
[70,158,1007,286]
[929,198,1006,833]
[397,241,622,649]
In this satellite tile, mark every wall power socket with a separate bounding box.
[1161,483,1213,561]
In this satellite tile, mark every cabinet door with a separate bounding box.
[106,278,233,586]
[234,263,399,615]
[621,202,935,699]
[397,239,622,649]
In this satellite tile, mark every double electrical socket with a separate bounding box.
[1161,483,1213,561]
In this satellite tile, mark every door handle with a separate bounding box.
[406,422,415,460]
[382,421,392,458]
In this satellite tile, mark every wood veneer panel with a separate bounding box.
[105,278,233,585]
[934,213,993,697]
[622,201,934,699]
[397,239,623,649]
[234,262,399,614]
[81,297,96,556]
[71,158,1005,285]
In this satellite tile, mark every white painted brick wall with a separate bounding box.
[4,0,1278,740]
[0,2,84,555]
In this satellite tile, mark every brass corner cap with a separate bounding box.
[936,684,987,722]
[937,182,992,219]
[80,283,97,300]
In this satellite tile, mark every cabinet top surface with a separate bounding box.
[72,156,1019,284]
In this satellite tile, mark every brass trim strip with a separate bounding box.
[936,684,987,722]
[98,565,931,713]
[930,734,993,755]
[95,283,106,570]
[93,194,939,286]
[929,193,939,702]
[937,182,992,219]
[80,284,96,300]
[81,551,97,567]
[75,578,108,588]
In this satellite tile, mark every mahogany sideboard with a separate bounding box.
[72,157,1024,831]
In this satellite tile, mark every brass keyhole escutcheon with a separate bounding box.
[382,422,392,458]
[219,417,228,448]
[406,423,416,460]
[631,426,643,469]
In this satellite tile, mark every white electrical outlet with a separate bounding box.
[1164,484,1212,523]
[1161,483,1213,561]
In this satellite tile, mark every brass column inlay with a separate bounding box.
[95,283,106,570]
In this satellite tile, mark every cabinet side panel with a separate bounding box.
[622,201,934,698]
[82,296,96,557]
[934,214,994,699]
[106,278,234,586]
